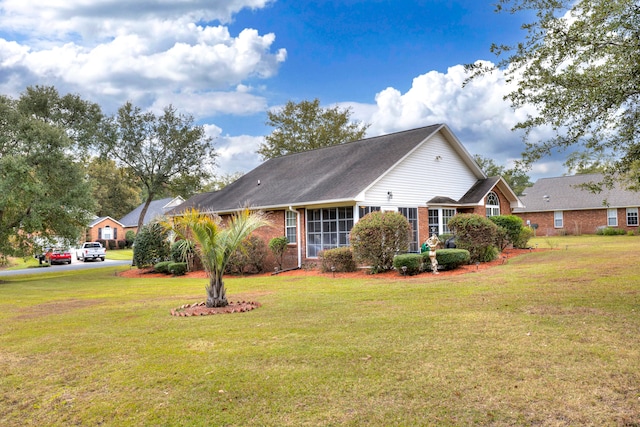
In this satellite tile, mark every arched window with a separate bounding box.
[486,192,500,217]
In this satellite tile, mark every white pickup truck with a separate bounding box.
[76,242,106,262]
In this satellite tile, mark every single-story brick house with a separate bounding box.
[171,124,523,270]
[119,196,185,236]
[514,173,640,236]
[85,216,125,243]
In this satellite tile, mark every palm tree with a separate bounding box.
[164,208,270,307]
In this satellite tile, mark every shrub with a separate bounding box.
[171,240,196,272]
[545,238,559,249]
[494,226,510,252]
[171,240,193,263]
[478,245,499,263]
[107,239,117,250]
[596,226,627,236]
[168,262,188,276]
[269,236,289,270]
[393,254,423,276]
[350,211,411,273]
[117,240,127,250]
[153,260,172,274]
[489,215,525,249]
[133,222,170,268]
[125,230,136,248]
[97,239,106,248]
[422,248,470,271]
[448,214,499,263]
[226,235,267,275]
[513,227,534,249]
[320,247,356,273]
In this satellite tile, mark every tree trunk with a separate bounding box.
[205,274,228,307]
[137,195,154,232]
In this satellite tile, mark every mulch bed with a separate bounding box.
[170,300,261,317]
[117,248,538,316]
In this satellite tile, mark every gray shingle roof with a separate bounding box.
[458,176,502,205]
[516,174,640,212]
[89,216,124,227]
[119,197,184,227]
[175,125,444,213]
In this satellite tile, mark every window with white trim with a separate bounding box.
[359,206,380,218]
[607,209,618,227]
[428,209,439,235]
[285,210,297,244]
[101,226,112,240]
[486,192,500,217]
[398,207,419,252]
[554,211,564,228]
[627,207,638,226]
[428,208,457,235]
[442,209,456,234]
[306,207,354,258]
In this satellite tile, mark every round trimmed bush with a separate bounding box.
[448,214,499,263]
[168,262,188,276]
[153,260,172,274]
[422,248,470,271]
[320,247,356,272]
[350,211,411,273]
[393,253,423,275]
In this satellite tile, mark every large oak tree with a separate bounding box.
[257,98,370,160]
[0,86,99,256]
[87,157,141,220]
[102,103,217,232]
[469,0,639,187]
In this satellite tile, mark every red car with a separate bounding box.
[45,248,72,265]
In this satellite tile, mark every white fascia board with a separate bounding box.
[209,198,358,215]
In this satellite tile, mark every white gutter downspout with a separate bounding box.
[289,206,302,268]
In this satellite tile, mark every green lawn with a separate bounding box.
[1,236,639,426]
[105,248,133,261]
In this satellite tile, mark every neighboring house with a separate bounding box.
[84,216,125,244]
[119,196,185,235]
[171,124,522,269]
[514,173,640,236]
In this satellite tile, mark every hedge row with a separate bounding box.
[153,261,188,276]
[393,249,471,275]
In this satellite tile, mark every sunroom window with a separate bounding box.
[398,207,419,252]
[306,207,354,258]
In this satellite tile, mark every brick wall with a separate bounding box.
[86,218,124,244]
[515,208,639,236]
[225,209,305,271]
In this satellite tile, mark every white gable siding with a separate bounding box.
[362,132,479,206]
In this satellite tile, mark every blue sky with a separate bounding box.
[0,0,563,180]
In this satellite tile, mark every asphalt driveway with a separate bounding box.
[0,259,132,277]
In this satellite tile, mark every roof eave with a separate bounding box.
[178,197,359,215]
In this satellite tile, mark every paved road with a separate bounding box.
[0,258,132,277]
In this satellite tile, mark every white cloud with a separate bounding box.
[0,0,274,42]
[346,61,563,180]
[0,0,285,111]
[150,89,268,118]
[210,130,265,175]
